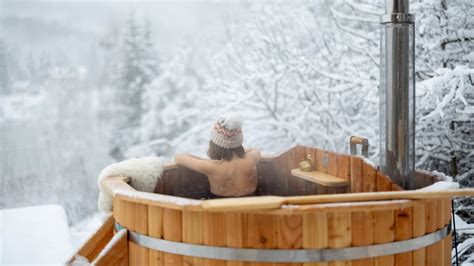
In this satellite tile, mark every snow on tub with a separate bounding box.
[1,205,74,265]
[76,145,474,265]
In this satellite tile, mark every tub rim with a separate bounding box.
[103,172,453,215]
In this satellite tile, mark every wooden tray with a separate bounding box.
[291,169,350,187]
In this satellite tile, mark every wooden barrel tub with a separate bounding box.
[83,145,455,266]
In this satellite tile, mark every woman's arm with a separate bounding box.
[175,153,212,175]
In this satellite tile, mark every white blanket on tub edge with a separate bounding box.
[97,156,164,212]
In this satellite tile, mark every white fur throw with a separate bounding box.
[97,157,164,212]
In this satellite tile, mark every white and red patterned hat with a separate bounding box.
[211,113,243,149]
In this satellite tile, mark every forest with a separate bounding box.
[0,0,473,263]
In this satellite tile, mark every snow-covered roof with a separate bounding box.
[0,205,74,265]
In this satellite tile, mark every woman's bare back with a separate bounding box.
[175,149,260,197]
[206,151,259,196]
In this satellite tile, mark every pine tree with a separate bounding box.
[110,13,159,160]
[0,39,11,95]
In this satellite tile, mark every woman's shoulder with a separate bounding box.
[245,148,261,160]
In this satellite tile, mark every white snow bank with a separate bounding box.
[419,180,460,191]
[69,255,90,266]
[454,238,474,263]
[454,214,474,235]
[0,205,74,265]
[70,212,111,249]
[431,170,454,182]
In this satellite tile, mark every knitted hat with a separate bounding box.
[211,113,243,149]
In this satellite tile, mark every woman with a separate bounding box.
[175,113,260,197]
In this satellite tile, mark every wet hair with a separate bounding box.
[207,141,245,161]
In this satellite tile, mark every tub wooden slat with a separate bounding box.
[351,211,374,266]
[163,208,183,265]
[203,212,226,266]
[115,198,128,229]
[443,199,452,265]
[412,202,426,266]
[374,210,395,266]
[275,152,290,196]
[75,215,114,262]
[438,199,448,266]
[246,213,278,266]
[314,148,328,195]
[327,151,344,194]
[93,228,128,266]
[316,149,328,174]
[155,166,176,195]
[438,199,446,266]
[337,154,351,193]
[288,146,310,196]
[337,154,351,181]
[363,162,377,192]
[327,152,338,177]
[350,156,363,193]
[246,213,277,249]
[278,215,303,249]
[328,212,352,266]
[278,215,303,266]
[425,200,438,266]
[303,212,328,266]
[442,198,451,226]
[148,206,164,266]
[443,234,452,266]
[391,183,403,191]
[414,171,437,190]
[177,166,211,199]
[305,147,318,195]
[183,211,204,266]
[394,207,413,266]
[128,202,148,266]
[376,171,392,192]
[257,160,274,196]
[225,213,246,266]
[314,148,344,195]
[437,199,448,266]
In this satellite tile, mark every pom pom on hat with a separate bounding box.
[219,112,243,130]
[211,113,244,149]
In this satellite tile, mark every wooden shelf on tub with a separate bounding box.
[291,169,350,187]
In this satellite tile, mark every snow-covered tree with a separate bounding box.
[0,39,11,95]
[416,66,473,176]
[413,0,473,178]
[110,14,159,160]
[203,1,382,155]
[413,0,474,80]
[126,48,206,159]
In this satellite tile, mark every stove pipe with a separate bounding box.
[379,0,416,189]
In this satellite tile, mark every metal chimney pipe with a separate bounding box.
[380,0,416,189]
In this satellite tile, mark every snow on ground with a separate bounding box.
[419,180,460,191]
[455,214,474,235]
[0,205,74,265]
[69,212,110,250]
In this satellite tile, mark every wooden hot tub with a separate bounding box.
[74,145,465,265]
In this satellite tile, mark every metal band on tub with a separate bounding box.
[115,222,450,263]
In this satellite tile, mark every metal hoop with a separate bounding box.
[117,222,450,263]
